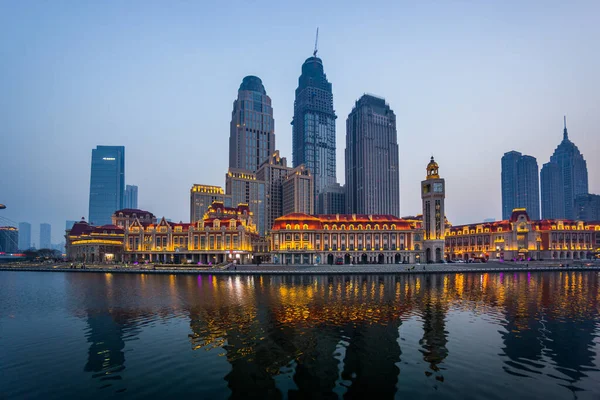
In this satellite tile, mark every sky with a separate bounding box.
[1,0,599,245]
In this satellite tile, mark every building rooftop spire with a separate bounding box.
[563,115,568,141]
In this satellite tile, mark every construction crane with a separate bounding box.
[313,27,319,57]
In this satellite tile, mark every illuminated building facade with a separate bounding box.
[256,151,292,234]
[282,165,314,215]
[421,157,446,262]
[445,208,600,261]
[292,54,337,212]
[66,203,257,264]
[226,168,266,236]
[229,76,275,173]
[190,184,231,223]
[345,94,399,216]
[270,213,424,265]
[89,145,125,225]
[0,226,18,253]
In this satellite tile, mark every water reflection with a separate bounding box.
[52,272,600,398]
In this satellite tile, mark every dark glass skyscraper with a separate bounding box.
[501,151,540,220]
[540,118,588,219]
[229,76,275,173]
[345,94,400,216]
[292,54,337,212]
[89,146,125,226]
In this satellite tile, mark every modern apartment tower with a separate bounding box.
[229,76,275,173]
[190,184,231,223]
[292,50,337,212]
[574,194,600,222]
[40,223,51,249]
[225,169,266,236]
[540,118,588,219]
[501,151,540,220]
[256,151,292,232]
[282,165,314,215]
[345,94,400,216]
[124,185,138,209]
[88,145,125,225]
[18,222,31,250]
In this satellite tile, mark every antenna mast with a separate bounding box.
[313,27,319,57]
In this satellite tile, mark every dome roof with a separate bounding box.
[239,75,266,95]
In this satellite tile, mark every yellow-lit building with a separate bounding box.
[66,219,125,263]
[445,208,600,261]
[270,213,424,265]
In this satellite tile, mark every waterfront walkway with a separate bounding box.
[1,261,599,275]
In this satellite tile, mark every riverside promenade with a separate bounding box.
[1,261,599,275]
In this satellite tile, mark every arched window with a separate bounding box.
[286,224,291,230]
[294,224,300,230]
[340,224,346,230]
[358,224,363,230]
[366,225,372,230]
[332,225,337,230]
[324,225,329,230]
[383,224,389,230]
[375,224,380,230]
[349,225,355,230]
[303,224,309,230]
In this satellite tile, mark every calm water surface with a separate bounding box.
[1,271,599,399]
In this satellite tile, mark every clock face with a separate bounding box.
[433,182,443,193]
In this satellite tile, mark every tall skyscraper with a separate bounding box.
[190,184,231,223]
[292,50,337,212]
[501,151,540,220]
[540,118,588,219]
[89,146,125,225]
[18,222,31,250]
[124,185,138,209]
[40,223,51,249]
[575,194,600,222]
[316,183,346,215]
[225,169,266,236]
[282,165,314,215]
[0,226,18,253]
[345,94,400,216]
[229,76,275,173]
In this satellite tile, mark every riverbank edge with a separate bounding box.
[1,265,599,276]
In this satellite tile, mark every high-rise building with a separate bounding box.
[0,226,18,253]
[292,51,337,211]
[40,223,51,249]
[256,151,292,232]
[283,165,314,215]
[575,194,600,222]
[501,151,540,220]
[124,185,138,209]
[345,94,400,216]
[190,184,231,223]
[421,157,446,263]
[225,169,266,236]
[66,220,78,231]
[89,145,125,225]
[316,183,346,215]
[18,222,31,250]
[540,118,588,219]
[229,76,275,173]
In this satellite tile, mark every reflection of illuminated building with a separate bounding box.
[418,275,448,378]
[270,213,424,265]
[445,209,600,261]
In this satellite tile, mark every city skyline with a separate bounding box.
[2,1,599,233]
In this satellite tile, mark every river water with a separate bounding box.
[1,271,599,399]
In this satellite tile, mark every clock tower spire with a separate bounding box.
[421,156,446,263]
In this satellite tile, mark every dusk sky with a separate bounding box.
[1,1,599,245]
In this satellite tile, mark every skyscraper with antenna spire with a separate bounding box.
[291,29,338,213]
[540,117,589,219]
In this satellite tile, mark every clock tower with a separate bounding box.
[421,156,446,263]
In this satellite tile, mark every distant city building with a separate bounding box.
[124,185,138,209]
[18,222,31,250]
[345,94,400,216]
[446,209,598,261]
[40,223,51,249]
[190,184,230,223]
[229,76,275,173]
[66,220,78,231]
[501,151,540,220]
[421,157,446,263]
[226,169,266,236]
[540,118,588,219]
[283,165,314,216]
[317,183,346,215]
[292,51,337,212]
[89,145,125,225]
[0,226,18,253]
[575,194,600,222]
[256,151,292,232]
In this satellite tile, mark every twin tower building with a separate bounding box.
[217,53,400,236]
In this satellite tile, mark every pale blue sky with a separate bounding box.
[1,1,599,244]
